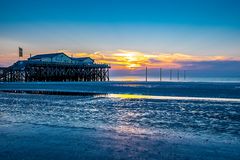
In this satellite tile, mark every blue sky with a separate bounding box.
[1,0,240,26]
[0,0,240,77]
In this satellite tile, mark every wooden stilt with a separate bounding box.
[160,68,162,82]
[0,61,110,82]
[145,67,148,82]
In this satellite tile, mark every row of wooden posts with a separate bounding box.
[145,67,186,82]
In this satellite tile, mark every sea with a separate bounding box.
[0,79,240,160]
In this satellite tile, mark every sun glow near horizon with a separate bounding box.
[0,49,239,72]
[74,49,238,71]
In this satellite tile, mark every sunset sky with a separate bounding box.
[1,0,240,78]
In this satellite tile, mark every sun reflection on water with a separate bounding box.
[108,94,240,102]
[114,125,153,135]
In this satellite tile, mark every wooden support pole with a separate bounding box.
[177,69,180,81]
[107,68,110,81]
[184,70,186,80]
[170,69,172,81]
[145,66,148,82]
[160,68,162,82]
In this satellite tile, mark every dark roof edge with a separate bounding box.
[29,52,65,59]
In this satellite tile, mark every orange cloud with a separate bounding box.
[1,49,238,70]
[73,50,237,70]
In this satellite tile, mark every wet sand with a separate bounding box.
[1,123,239,160]
[0,82,240,159]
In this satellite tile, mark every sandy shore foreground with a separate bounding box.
[0,82,240,159]
[1,122,239,160]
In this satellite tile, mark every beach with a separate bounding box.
[0,82,240,159]
[2,0,240,159]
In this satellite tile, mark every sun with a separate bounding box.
[113,50,148,69]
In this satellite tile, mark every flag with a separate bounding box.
[19,47,23,57]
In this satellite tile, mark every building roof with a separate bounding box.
[28,52,93,62]
[29,52,65,60]
[71,57,93,61]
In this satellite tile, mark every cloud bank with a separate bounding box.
[1,49,239,77]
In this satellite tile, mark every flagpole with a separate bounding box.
[18,47,23,61]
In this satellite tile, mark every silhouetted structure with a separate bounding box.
[145,67,148,82]
[184,70,186,80]
[159,68,162,81]
[177,70,180,80]
[0,52,110,82]
[170,69,172,80]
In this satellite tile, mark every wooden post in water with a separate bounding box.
[159,68,162,82]
[177,69,180,81]
[145,67,148,82]
[107,68,110,81]
[170,69,172,81]
[184,70,186,80]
